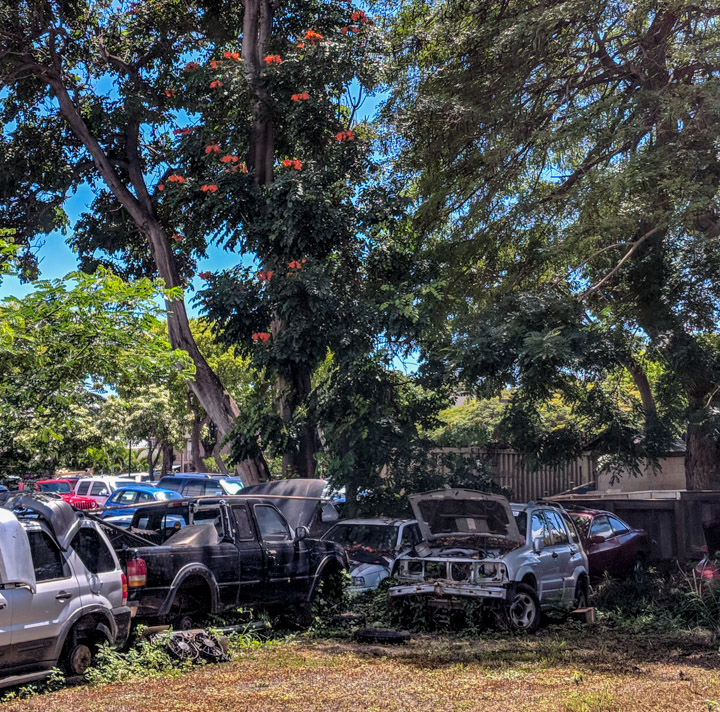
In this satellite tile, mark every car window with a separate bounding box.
[136,491,154,503]
[608,515,629,535]
[182,481,206,497]
[193,507,224,537]
[589,515,614,539]
[91,482,108,496]
[76,481,90,496]
[544,510,569,545]
[401,524,422,549]
[203,480,224,496]
[559,511,581,544]
[157,478,182,492]
[115,490,138,506]
[514,511,528,539]
[530,512,547,545]
[27,530,70,581]
[232,505,256,541]
[570,514,591,539]
[254,505,291,541]
[72,527,116,574]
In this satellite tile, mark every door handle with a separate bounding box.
[0,602,6,610]
[55,591,72,601]
[551,552,559,559]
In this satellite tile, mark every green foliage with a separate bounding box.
[0,269,191,474]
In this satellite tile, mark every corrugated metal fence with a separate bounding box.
[436,447,594,501]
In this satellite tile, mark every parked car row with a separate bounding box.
[0,479,654,690]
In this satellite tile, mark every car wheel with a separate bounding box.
[67,642,93,676]
[506,583,541,633]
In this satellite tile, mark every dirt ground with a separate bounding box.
[4,625,720,712]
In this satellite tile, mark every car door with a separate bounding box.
[231,504,264,604]
[0,589,13,668]
[70,525,123,613]
[543,510,576,603]
[10,528,80,671]
[253,504,309,603]
[530,511,563,602]
[585,515,616,576]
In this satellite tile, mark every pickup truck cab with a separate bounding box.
[0,494,131,688]
[99,480,346,627]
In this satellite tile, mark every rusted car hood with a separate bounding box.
[409,489,523,545]
[240,478,326,530]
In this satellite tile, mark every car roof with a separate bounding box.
[112,484,179,495]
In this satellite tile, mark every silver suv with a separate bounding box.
[0,495,131,688]
[390,489,589,632]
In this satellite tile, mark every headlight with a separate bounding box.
[352,576,366,587]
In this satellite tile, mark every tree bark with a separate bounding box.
[161,443,175,476]
[685,419,720,490]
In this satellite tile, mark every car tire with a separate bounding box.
[506,583,541,633]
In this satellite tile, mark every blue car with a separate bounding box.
[100,484,182,525]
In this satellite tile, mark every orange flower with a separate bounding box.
[168,174,186,183]
[172,233,183,242]
[205,144,221,154]
[293,160,302,169]
[291,92,309,102]
[341,26,348,34]
[258,270,274,281]
[164,89,176,97]
[157,184,164,191]
[266,270,274,279]
[220,154,239,163]
[199,271,212,279]
[263,55,282,65]
[288,260,304,269]
[336,129,355,142]
[201,184,219,193]
[351,10,367,21]
[209,80,223,89]
[297,42,305,49]
[210,60,218,69]
[305,30,323,44]
[349,25,359,32]
[223,51,232,59]
[252,332,271,343]
[281,159,294,167]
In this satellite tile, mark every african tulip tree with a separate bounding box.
[0,0,381,479]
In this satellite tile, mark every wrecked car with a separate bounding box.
[321,518,422,593]
[0,494,131,688]
[390,490,589,632]
[97,479,347,627]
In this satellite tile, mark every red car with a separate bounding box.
[567,507,650,580]
[19,479,98,510]
[694,517,720,593]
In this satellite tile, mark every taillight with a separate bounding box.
[126,557,147,588]
[121,573,128,605]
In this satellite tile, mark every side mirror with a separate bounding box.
[533,536,545,553]
[295,525,309,541]
[588,535,606,545]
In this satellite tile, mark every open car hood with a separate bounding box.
[409,489,523,544]
[240,479,326,530]
[3,493,81,551]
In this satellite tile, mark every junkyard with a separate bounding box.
[4,0,720,709]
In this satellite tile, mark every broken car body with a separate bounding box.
[390,489,590,632]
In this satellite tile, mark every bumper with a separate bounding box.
[389,580,508,601]
[112,605,133,647]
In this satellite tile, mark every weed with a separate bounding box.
[561,689,617,712]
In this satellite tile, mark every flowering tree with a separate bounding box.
[0,0,387,479]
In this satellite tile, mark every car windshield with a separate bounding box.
[39,482,72,494]
[220,479,244,495]
[513,511,527,537]
[324,524,397,551]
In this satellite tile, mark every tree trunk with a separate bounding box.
[685,390,720,490]
[161,442,175,476]
[190,403,205,472]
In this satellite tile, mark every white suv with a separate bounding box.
[0,494,131,688]
[74,477,137,506]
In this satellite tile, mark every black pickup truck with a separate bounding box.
[97,480,347,626]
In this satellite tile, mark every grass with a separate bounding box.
[3,624,719,712]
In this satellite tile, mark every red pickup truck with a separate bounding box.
[19,479,98,510]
